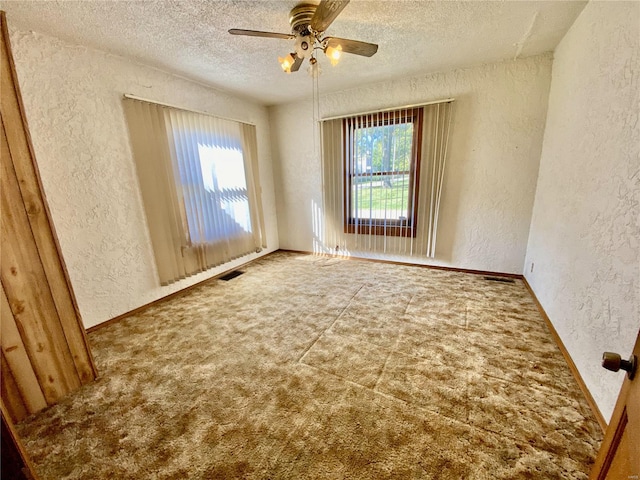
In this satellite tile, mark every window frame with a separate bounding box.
[342,108,424,238]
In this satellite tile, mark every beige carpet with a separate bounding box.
[16,251,602,479]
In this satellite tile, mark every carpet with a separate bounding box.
[16,251,602,479]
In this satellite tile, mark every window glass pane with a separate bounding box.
[351,173,410,221]
[351,119,414,222]
[353,122,413,175]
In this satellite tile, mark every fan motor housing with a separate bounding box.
[289,3,317,35]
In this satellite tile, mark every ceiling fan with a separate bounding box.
[229,0,378,73]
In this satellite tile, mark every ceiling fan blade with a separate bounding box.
[310,0,350,32]
[290,54,304,72]
[325,37,378,57]
[228,29,294,40]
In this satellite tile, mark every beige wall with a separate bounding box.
[11,4,638,424]
[269,55,552,274]
[8,28,279,329]
[525,1,640,421]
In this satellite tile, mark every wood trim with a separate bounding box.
[86,254,267,334]
[277,248,522,279]
[342,108,423,238]
[1,10,97,421]
[592,407,628,479]
[344,223,417,238]
[0,12,97,381]
[522,276,607,432]
[1,354,28,423]
[589,330,639,479]
[1,286,48,414]
[2,125,81,400]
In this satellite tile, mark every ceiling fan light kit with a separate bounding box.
[229,0,378,74]
[325,44,342,66]
[278,53,295,73]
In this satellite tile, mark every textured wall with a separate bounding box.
[8,29,279,329]
[524,2,639,421]
[270,55,552,274]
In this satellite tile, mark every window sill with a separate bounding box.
[344,223,417,238]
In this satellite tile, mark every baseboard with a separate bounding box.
[87,248,519,334]
[86,254,269,334]
[277,248,522,279]
[86,247,607,433]
[283,249,606,431]
[521,276,607,432]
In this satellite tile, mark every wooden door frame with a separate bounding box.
[590,330,640,479]
[0,13,96,381]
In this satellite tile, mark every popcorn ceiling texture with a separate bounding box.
[270,55,552,274]
[1,1,586,105]
[7,28,279,329]
[524,1,640,422]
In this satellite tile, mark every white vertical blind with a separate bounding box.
[321,100,453,258]
[123,98,265,285]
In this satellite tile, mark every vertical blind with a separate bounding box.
[321,100,453,258]
[124,98,265,285]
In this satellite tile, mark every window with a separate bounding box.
[343,108,423,237]
[321,101,453,258]
[124,98,265,285]
[194,144,250,241]
[169,119,253,247]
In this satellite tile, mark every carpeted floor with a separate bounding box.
[16,251,602,479]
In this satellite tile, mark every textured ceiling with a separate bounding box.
[1,0,586,106]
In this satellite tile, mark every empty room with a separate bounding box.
[0,0,638,479]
